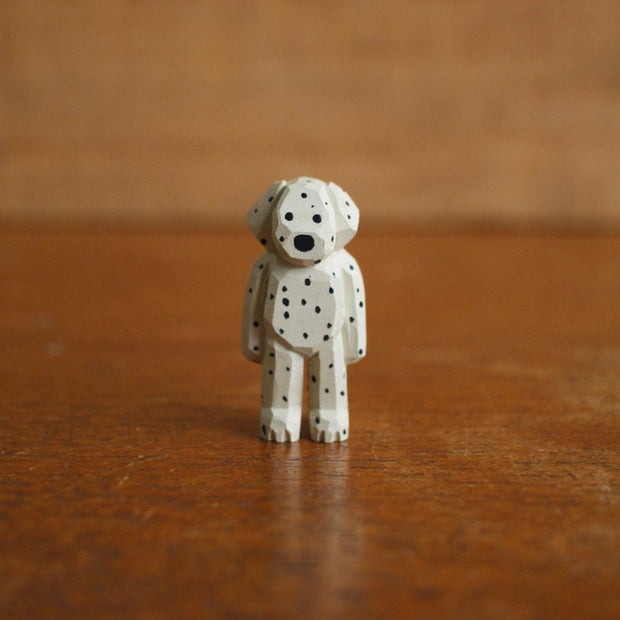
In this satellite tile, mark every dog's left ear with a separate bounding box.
[247,180,287,250]
[327,181,360,249]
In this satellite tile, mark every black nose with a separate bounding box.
[294,235,315,252]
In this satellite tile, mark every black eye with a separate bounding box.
[285,212,293,221]
[313,214,322,223]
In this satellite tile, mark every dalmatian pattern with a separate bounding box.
[242,177,366,443]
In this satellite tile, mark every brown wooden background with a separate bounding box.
[2,0,619,228]
[3,4,620,617]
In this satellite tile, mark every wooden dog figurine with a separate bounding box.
[242,177,366,442]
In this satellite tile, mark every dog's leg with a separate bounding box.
[308,333,349,443]
[259,335,304,442]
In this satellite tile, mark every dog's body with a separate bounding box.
[242,177,366,442]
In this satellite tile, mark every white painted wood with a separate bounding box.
[242,177,366,443]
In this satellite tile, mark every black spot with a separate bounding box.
[283,396,288,402]
[301,192,307,198]
[262,424,267,434]
[260,238,267,246]
[359,301,364,307]
[283,298,290,306]
[356,288,360,293]
[269,293,274,300]
[254,208,258,213]
[311,375,317,383]
[325,388,329,393]
[331,236,334,242]
[327,323,332,328]
[253,346,259,351]
[283,286,287,292]
[284,311,289,319]
[315,417,320,424]
[343,429,347,435]
[268,196,273,202]
[314,259,321,264]
[269,353,275,358]
[323,335,329,341]
[248,288,253,293]
[286,367,290,371]
[349,317,355,322]
[347,215,351,220]
[340,391,345,396]
[349,264,354,270]
[303,333,308,339]
[279,236,284,242]
[301,299,307,305]
[329,287,334,294]
[285,212,293,221]
[253,321,259,327]
[345,201,350,206]
[359,349,363,355]
[279,328,284,334]
[305,278,311,286]
[329,363,334,368]
[313,214,322,223]
[269,370,273,375]
[259,264,264,269]
[315,306,321,313]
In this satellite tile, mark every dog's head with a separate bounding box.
[247,177,359,266]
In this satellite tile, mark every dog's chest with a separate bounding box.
[265,258,343,353]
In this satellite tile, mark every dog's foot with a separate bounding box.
[309,408,349,443]
[260,406,301,442]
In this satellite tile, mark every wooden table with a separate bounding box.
[1,230,619,619]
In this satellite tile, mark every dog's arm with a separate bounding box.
[340,250,367,365]
[242,253,270,363]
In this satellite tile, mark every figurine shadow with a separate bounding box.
[160,402,253,440]
[162,401,320,443]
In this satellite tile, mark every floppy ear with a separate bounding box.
[327,181,360,249]
[247,180,287,250]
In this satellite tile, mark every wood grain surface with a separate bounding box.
[1,229,619,618]
[2,1,619,227]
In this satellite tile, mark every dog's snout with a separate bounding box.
[294,235,315,252]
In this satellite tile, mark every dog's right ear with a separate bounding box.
[247,180,287,251]
[327,181,360,250]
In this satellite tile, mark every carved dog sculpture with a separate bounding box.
[242,177,366,442]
